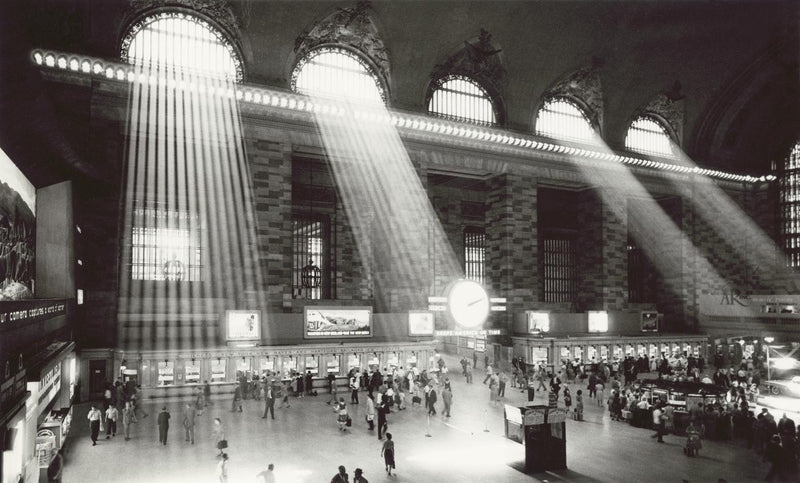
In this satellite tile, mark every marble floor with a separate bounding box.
[59,355,781,483]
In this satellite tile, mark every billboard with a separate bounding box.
[641,311,660,332]
[304,306,372,338]
[225,310,261,342]
[0,148,36,300]
[408,311,434,336]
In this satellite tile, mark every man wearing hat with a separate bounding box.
[262,380,276,419]
[353,468,368,482]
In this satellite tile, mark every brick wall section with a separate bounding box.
[249,138,293,314]
[601,195,628,310]
[485,174,538,329]
[334,197,374,301]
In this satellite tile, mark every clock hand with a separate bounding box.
[467,298,485,307]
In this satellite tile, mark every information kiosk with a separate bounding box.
[504,404,567,473]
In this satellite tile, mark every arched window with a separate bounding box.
[781,141,800,267]
[535,97,595,142]
[291,47,386,104]
[625,115,675,157]
[427,75,496,125]
[120,11,243,81]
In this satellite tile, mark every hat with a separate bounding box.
[355,468,364,475]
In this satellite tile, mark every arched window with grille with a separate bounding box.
[781,141,800,267]
[121,11,243,81]
[625,115,675,157]
[427,75,497,125]
[535,97,595,143]
[291,46,386,104]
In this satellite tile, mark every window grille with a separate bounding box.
[535,98,595,142]
[291,47,385,104]
[130,205,203,281]
[293,217,327,299]
[781,142,800,267]
[121,11,242,81]
[624,115,674,157]
[463,228,486,285]
[542,238,575,303]
[428,75,496,125]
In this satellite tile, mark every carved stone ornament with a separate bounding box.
[293,1,390,100]
[641,90,685,144]
[543,64,604,132]
[120,0,244,81]
[429,28,506,123]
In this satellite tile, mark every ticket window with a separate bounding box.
[236,358,252,379]
[613,345,623,360]
[260,357,275,377]
[305,356,319,376]
[347,354,362,374]
[560,347,570,362]
[157,361,174,386]
[531,347,548,366]
[406,355,417,369]
[282,357,298,378]
[600,345,609,361]
[185,363,201,385]
[637,344,646,357]
[587,346,597,363]
[661,344,671,358]
[573,346,583,362]
[625,345,634,357]
[387,353,399,370]
[649,344,658,359]
[211,359,226,383]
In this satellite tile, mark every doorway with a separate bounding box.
[89,359,106,400]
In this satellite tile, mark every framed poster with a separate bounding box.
[225,310,261,342]
[641,311,659,332]
[157,361,174,386]
[211,359,226,382]
[304,307,372,339]
[526,311,550,333]
[185,364,200,384]
[408,311,434,336]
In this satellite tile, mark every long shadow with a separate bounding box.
[508,461,603,482]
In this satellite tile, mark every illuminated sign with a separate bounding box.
[225,310,261,341]
[434,329,504,336]
[408,311,434,336]
[304,307,372,339]
[588,311,608,333]
[527,311,550,333]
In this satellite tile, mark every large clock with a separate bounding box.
[447,279,490,328]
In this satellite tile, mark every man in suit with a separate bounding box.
[157,406,170,445]
[427,383,438,416]
[262,380,276,419]
[183,402,196,444]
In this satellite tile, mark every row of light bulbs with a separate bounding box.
[32,49,775,185]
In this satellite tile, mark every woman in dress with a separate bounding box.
[335,397,349,431]
[381,432,396,476]
[212,418,226,457]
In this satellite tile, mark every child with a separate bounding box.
[575,389,584,421]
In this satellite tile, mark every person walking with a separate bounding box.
[278,379,291,409]
[328,375,339,405]
[122,401,137,441]
[213,418,226,457]
[231,385,243,412]
[105,404,118,439]
[305,371,314,396]
[353,467,368,483]
[377,394,389,440]
[442,383,452,417]
[335,397,349,431]
[262,381,276,419]
[330,465,348,483]
[472,351,478,370]
[651,403,665,443]
[381,432,396,476]
[483,363,494,384]
[498,372,507,399]
[427,383,438,416]
[216,453,229,483]
[183,402,196,444]
[575,389,584,421]
[87,405,102,446]
[204,380,213,406]
[465,361,473,384]
[349,372,360,404]
[527,375,536,402]
[365,393,376,430]
[157,406,170,445]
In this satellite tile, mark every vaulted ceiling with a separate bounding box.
[1,0,798,188]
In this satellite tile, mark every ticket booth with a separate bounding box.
[503,405,567,473]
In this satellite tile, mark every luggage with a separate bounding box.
[217,439,228,449]
[346,415,352,427]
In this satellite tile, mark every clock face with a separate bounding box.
[447,280,490,328]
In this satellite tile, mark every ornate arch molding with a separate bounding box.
[631,85,685,147]
[119,0,245,80]
[292,1,391,97]
[427,28,506,125]
[540,63,604,133]
[693,37,798,162]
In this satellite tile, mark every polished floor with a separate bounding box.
[59,355,780,483]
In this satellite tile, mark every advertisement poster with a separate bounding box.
[226,310,261,341]
[185,364,200,384]
[0,148,36,301]
[211,360,226,382]
[157,361,174,385]
[408,311,434,336]
[641,311,659,332]
[305,307,372,338]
